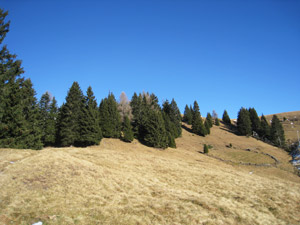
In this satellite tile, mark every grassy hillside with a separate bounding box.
[265,111,300,144]
[0,124,299,225]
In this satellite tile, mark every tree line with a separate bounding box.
[0,9,182,150]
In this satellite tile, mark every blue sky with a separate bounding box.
[2,0,300,118]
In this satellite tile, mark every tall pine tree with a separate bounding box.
[183,104,193,125]
[39,92,58,146]
[99,93,121,138]
[191,101,206,136]
[249,108,261,134]
[206,112,213,128]
[0,10,42,149]
[222,110,231,125]
[270,115,285,147]
[57,82,85,147]
[259,114,270,140]
[237,107,252,136]
[78,86,102,146]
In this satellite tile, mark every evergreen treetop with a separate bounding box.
[222,110,231,125]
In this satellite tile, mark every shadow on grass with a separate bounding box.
[181,124,193,133]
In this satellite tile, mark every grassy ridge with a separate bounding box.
[0,124,299,224]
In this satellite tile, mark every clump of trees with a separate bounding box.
[237,107,286,148]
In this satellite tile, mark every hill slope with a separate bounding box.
[265,111,300,144]
[0,124,299,225]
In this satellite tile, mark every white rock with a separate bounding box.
[32,222,42,225]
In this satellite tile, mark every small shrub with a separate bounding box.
[203,144,209,154]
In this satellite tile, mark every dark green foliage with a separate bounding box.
[0,10,42,150]
[143,108,168,148]
[122,115,134,143]
[162,99,182,139]
[215,118,220,126]
[203,144,209,154]
[57,82,85,146]
[78,86,102,146]
[131,92,168,148]
[259,114,270,139]
[248,108,261,134]
[39,92,58,146]
[206,112,213,128]
[204,119,210,135]
[130,92,143,138]
[270,115,285,147]
[183,104,193,125]
[19,79,43,150]
[191,101,206,136]
[99,93,121,138]
[237,107,252,136]
[222,110,231,125]
[163,111,176,148]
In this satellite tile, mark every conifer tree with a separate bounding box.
[191,101,206,136]
[237,107,252,136]
[162,99,182,139]
[248,108,261,134]
[222,110,231,125]
[131,92,168,148]
[259,114,270,140]
[130,92,143,138]
[99,93,121,138]
[270,115,285,147]
[46,97,58,146]
[163,111,176,148]
[19,79,43,149]
[183,104,193,125]
[57,82,85,146]
[39,92,57,146]
[143,108,168,148]
[206,112,213,128]
[204,119,210,135]
[122,115,134,143]
[0,9,24,148]
[78,86,102,146]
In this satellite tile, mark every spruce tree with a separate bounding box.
[203,144,209,154]
[237,107,252,136]
[39,92,57,146]
[130,92,143,138]
[131,92,168,148]
[122,115,134,143]
[162,99,182,139]
[259,114,270,140]
[206,112,213,128]
[19,79,43,149]
[204,119,210,135]
[99,93,121,138]
[249,108,261,134]
[191,101,206,136]
[222,110,231,125]
[183,104,193,125]
[270,115,285,147]
[46,97,58,146]
[143,108,168,148]
[57,82,85,146]
[78,86,102,146]
[0,9,25,148]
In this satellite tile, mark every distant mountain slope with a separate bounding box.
[0,124,299,224]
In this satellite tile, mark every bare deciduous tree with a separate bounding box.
[118,92,132,122]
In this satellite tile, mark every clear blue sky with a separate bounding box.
[2,0,300,118]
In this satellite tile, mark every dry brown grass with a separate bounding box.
[0,124,299,225]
